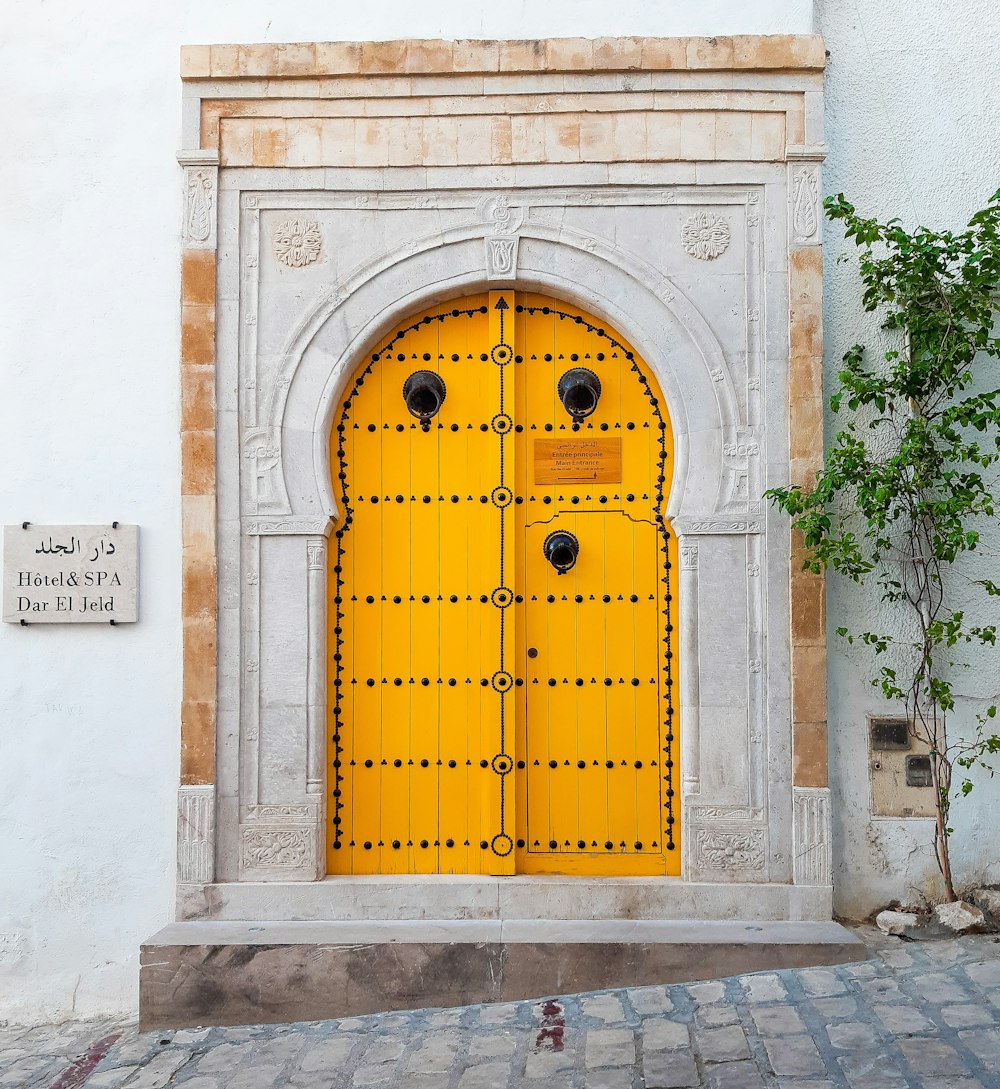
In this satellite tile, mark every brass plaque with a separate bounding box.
[533,437,622,485]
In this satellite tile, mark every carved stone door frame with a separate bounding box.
[174,35,832,921]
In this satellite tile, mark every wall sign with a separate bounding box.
[3,524,138,624]
[533,437,622,485]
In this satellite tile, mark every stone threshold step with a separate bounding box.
[140,919,864,1030]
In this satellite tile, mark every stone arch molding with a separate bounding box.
[273,225,740,527]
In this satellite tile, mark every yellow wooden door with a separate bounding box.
[328,291,678,877]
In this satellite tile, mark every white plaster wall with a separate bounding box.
[818,0,1000,918]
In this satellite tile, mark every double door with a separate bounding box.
[327,291,678,876]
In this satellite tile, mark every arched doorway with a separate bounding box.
[327,291,679,876]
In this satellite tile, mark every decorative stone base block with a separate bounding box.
[140,918,864,1030]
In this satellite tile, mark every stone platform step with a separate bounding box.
[139,919,865,1030]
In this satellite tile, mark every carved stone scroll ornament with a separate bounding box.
[681,211,731,261]
[792,167,821,242]
[273,218,323,268]
[183,168,216,246]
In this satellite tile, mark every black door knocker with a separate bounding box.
[557,367,601,421]
[543,530,579,574]
[403,370,447,428]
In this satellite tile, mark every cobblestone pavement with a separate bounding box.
[3,927,1000,1088]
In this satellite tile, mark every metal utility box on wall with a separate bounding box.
[868,716,936,818]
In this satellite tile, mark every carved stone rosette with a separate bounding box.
[239,803,322,881]
[686,805,767,881]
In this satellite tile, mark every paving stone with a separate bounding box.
[581,993,625,1021]
[826,1020,878,1050]
[872,1002,935,1033]
[642,1019,689,1049]
[353,1065,393,1087]
[641,1050,699,1088]
[255,1032,307,1064]
[227,1065,288,1089]
[297,1035,358,1071]
[811,996,858,1018]
[959,1027,1000,1068]
[477,1003,521,1025]
[286,1072,343,1089]
[523,1048,574,1077]
[0,1056,58,1086]
[896,1037,967,1076]
[191,1041,255,1072]
[584,1069,633,1089]
[122,1049,193,1088]
[364,1036,406,1063]
[878,948,914,968]
[799,969,848,997]
[857,977,903,1001]
[696,1024,749,1063]
[172,1027,213,1045]
[774,1081,835,1089]
[585,1027,635,1067]
[837,1053,908,1089]
[913,971,973,1003]
[105,1034,162,1067]
[704,1059,766,1088]
[82,1068,142,1089]
[740,974,787,1002]
[919,1080,984,1089]
[696,1006,740,1027]
[966,960,1000,987]
[749,1005,805,1035]
[762,1034,826,1076]
[687,981,725,1005]
[456,1061,510,1088]
[469,1033,516,1058]
[406,1035,461,1075]
[939,1003,996,1027]
[171,1079,220,1089]
[628,986,674,1014]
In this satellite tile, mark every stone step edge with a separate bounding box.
[146,918,864,949]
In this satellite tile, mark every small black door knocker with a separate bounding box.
[543,530,579,574]
[403,371,447,422]
[557,367,602,421]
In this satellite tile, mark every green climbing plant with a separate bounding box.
[768,190,1000,902]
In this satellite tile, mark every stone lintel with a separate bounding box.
[180,36,826,82]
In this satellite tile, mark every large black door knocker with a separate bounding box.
[557,367,601,421]
[543,530,579,574]
[403,371,447,424]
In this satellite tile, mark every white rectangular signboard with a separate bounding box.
[3,524,138,623]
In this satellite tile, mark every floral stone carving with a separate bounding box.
[681,211,731,261]
[273,218,323,268]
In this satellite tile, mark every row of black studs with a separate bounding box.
[345,839,658,851]
[345,593,652,602]
[350,677,658,686]
[344,759,663,768]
